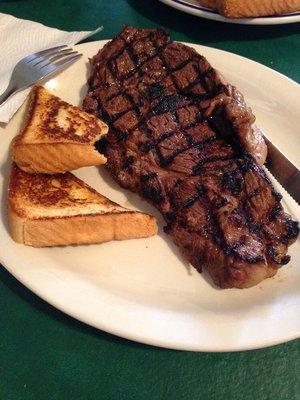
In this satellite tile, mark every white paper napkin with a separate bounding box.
[0,13,102,123]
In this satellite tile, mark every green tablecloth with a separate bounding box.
[1,1,299,399]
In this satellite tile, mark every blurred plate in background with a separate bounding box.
[159,0,300,25]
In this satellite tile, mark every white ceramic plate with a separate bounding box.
[1,40,300,352]
[159,0,300,25]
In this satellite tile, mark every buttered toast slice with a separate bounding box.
[12,85,108,174]
[198,0,300,17]
[219,0,300,18]
[8,164,157,247]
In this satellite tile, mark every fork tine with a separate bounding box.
[26,46,72,66]
[39,53,82,76]
[32,49,77,67]
[37,51,79,69]
[26,45,68,62]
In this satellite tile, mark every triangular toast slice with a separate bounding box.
[8,164,157,247]
[12,85,108,174]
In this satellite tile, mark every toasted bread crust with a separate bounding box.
[8,164,157,247]
[220,0,300,17]
[12,85,108,174]
[198,0,217,8]
[12,142,107,174]
[17,85,108,145]
[8,163,126,218]
[8,204,25,244]
[198,0,300,17]
[8,206,157,247]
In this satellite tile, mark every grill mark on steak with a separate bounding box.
[116,30,171,82]
[84,26,299,288]
[181,185,206,208]
[191,155,235,176]
[148,32,181,93]
[149,94,184,117]
[105,61,141,123]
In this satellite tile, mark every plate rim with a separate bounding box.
[1,256,300,352]
[1,39,299,352]
[159,0,300,25]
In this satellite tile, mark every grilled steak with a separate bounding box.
[83,26,298,288]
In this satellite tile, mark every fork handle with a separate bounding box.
[0,83,17,106]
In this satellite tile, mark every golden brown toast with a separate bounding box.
[198,0,300,17]
[8,163,157,247]
[198,0,217,8]
[12,86,108,174]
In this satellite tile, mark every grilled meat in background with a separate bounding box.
[83,26,298,289]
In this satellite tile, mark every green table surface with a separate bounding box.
[0,1,299,399]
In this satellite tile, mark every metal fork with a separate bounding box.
[0,45,82,106]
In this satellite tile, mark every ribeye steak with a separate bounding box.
[83,26,298,288]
